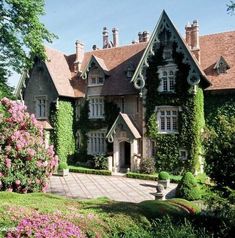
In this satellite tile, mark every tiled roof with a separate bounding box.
[80,43,147,95]
[45,47,76,97]
[200,31,235,91]
[44,31,235,97]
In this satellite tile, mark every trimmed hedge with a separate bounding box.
[126,172,157,181]
[139,200,190,220]
[168,198,201,214]
[69,166,111,176]
[169,174,182,183]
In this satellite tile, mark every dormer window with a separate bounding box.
[158,63,178,92]
[214,56,230,74]
[88,67,105,86]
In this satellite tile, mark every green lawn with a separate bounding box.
[0,192,201,238]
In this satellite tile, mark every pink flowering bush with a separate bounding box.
[0,98,58,193]
[6,214,85,238]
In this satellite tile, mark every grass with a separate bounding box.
[0,192,201,238]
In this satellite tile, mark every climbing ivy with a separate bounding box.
[53,99,76,163]
[145,41,204,174]
[76,99,120,161]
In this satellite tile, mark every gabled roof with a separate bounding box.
[106,113,141,143]
[213,56,230,71]
[74,43,147,96]
[81,55,109,79]
[200,31,235,91]
[131,10,210,90]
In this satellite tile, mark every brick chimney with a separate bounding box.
[142,31,150,42]
[138,31,149,43]
[103,27,109,48]
[185,22,192,48]
[112,28,119,47]
[74,40,84,72]
[185,20,200,63]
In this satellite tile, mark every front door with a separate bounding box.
[119,141,131,171]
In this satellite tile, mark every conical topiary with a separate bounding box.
[176,172,202,201]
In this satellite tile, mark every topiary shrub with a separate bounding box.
[0,98,58,193]
[93,154,108,170]
[58,162,68,170]
[176,172,202,201]
[159,171,170,180]
[139,157,156,174]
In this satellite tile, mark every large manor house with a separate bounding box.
[16,11,235,174]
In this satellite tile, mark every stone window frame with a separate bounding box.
[88,96,104,119]
[157,64,178,93]
[87,129,107,155]
[155,106,181,134]
[34,95,48,119]
[88,67,105,86]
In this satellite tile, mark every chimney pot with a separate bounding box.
[103,27,109,48]
[138,32,143,42]
[142,31,150,42]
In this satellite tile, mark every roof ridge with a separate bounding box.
[85,42,147,54]
[200,30,235,38]
[44,45,67,56]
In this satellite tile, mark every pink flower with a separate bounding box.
[42,161,48,167]
[15,180,21,186]
[0,172,3,177]
[5,158,11,169]
[27,148,35,157]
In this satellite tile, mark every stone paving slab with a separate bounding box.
[47,173,177,203]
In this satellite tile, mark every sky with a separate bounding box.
[9,0,235,87]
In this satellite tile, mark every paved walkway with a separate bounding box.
[47,173,177,203]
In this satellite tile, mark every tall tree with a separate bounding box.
[0,0,57,98]
[227,1,235,14]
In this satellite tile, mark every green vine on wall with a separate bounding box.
[76,99,120,161]
[145,36,205,174]
[53,99,75,164]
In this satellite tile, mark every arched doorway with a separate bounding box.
[119,141,131,171]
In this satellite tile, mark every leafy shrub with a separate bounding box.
[58,162,68,170]
[159,171,170,180]
[0,98,58,193]
[204,115,235,189]
[176,172,202,201]
[151,216,209,238]
[139,157,156,174]
[93,154,108,170]
[195,173,209,184]
[6,213,85,238]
